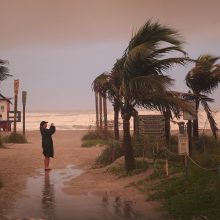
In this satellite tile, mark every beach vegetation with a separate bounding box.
[4,132,27,143]
[0,135,5,148]
[133,136,220,220]
[81,129,114,141]
[106,159,148,177]
[186,54,220,140]
[95,140,123,166]
[81,139,110,147]
[93,19,193,171]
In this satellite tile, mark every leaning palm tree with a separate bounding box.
[92,72,110,130]
[116,20,191,171]
[109,57,126,140]
[0,59,11,81]
[185,55,220,139]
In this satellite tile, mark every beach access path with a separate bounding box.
[0,130,169,219]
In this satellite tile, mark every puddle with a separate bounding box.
[3,165,155,220]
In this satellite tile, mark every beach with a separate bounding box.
[0,130,168,220]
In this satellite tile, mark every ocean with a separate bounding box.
[16,109,220,131]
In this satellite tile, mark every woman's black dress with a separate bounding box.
[40,125,56,157]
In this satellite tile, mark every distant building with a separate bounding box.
[0,94,12,131]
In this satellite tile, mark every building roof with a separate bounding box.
[0,93,12,104]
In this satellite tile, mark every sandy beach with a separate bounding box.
[0,130,169,219]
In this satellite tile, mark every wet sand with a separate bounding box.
[0,130,169,219]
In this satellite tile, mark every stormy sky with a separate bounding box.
[0,0,220,111]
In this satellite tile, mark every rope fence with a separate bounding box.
[159,146,220,172]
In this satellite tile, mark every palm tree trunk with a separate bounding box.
[103,93,108,131]
[99,93,103,130]
[163,109,170,145]
[133,109,138,138]
[122,110,135,171]
[113,99,120,140]
[193,99,199,140]
[95,91,99,130]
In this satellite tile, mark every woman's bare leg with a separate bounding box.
[44,157,50,170]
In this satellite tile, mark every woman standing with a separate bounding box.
[40,121,56,171]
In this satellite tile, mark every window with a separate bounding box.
[1,105,4,112]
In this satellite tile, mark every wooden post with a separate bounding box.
[14,79,19,133]
[22,91,27,135]
[103,93,108,131]
[187,120,192,155]
[99,93,103,130]
[184,154,188,179]
[95,91,99,130]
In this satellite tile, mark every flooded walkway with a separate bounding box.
[2,165,153,220]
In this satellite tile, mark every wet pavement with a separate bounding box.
[2,165,156,220]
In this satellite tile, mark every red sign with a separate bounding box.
[14,79,19,95]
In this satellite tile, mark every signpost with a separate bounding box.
[183,99,196,155]
[137,115,165,141]
[22,91,27,135]
[14,79,19,133]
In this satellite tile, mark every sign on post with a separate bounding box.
[14,79,19,95]
[137,115,165,141]
[178,135,189,155]
[22,91,27,135]
[22,91,27,105]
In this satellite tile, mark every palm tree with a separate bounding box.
[0,59,11,81]
[110,57,126,140]
[185,55,220,139]
[93,20,192,171]
[118,20,191,171]
[92,72,110,130]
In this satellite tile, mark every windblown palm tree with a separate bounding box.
[185,55,220,139]
[93,20,193,171]
[0,59,11,81]
[115,20,191,171]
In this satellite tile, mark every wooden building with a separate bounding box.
[0,93,12,131]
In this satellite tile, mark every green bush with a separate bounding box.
[81,139,110,147]
[148,170,220,220]
[95,141,123,166]
[0,135,4,148]
[82,130,114,141]
[4,132,27,143]
[107,160,149,177]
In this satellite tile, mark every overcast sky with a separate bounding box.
[0,0,220,111]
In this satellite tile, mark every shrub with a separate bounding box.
[82,130,114,141]
[95,141,123,166]
[4,132,27,143]
[81,139,110,147]
[0,135,4,148]
[107,160,149,177]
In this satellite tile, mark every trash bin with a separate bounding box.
[178,122,185,134]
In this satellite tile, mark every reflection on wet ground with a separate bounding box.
[3,165,154,220]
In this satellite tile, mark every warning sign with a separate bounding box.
[137,115,165,140]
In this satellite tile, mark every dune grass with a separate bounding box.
[133,135,220,220]
[3,132,27,143]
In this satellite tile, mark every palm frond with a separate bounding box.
[126,20,183,53]
[186,54,220,94]
[128,75,173,99]
[152,57,191,72]
[0,59,12,81]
